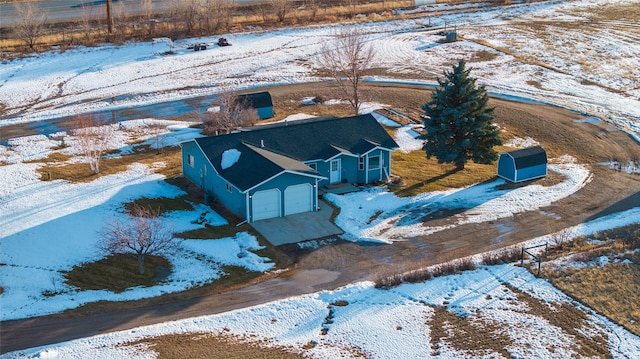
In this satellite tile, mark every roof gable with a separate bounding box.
[506,146,547,169]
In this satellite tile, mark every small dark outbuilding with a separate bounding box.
[497,145,547,183]
[234,91,274,119]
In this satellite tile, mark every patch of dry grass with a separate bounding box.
[429,283,614,357]
[511,285,613,358]
[539,224,640,337]
[372,250,479,289]
[37,145,182,182]
[64,255,172,294]
[23,152,73,164]
[128,332,307,359]
[429,305,513,357]
[389,148,500,197]
[546,257,640,337]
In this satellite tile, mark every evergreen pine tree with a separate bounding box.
[422,59,502,170]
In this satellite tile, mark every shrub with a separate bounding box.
[482,247,522,265]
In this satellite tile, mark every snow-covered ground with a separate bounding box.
[1,0,640,356]
[0,0,638,139]
[0,120,276,321]
[7,261,640,359]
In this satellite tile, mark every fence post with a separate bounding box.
[521,248,524,266]
[537,259,541,277]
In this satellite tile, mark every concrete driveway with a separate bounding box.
[250,200,344,246]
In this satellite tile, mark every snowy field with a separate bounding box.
[6,261,640,358]
[1,0,640,357]
[0,0,638,139]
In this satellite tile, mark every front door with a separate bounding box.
[330,159,341,184]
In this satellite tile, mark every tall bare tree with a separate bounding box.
[100,205,179,275]
[14,2,48,50]
[270,0,292,23]
[169,0,201,35]
[111,0,127,42]
[305,0,320,22]
[203,91,259,135]
[317,27,376,115]
[142,0,156,36]
[72,116,114,174]
[203,0,236,33]
[342,0,358,19]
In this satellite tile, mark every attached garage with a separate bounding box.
[252,189,281,221]
[284,184,313,215]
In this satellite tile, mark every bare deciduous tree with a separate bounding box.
[14,2,48,50]
[73,116,114,174]
[141,0,156,35]
[169,0,201,35]
[270,0,292,23]
[111,0,127,42]
[80,2,95,44]
[203,0,236,33]
[100,205,179,275]
[342,0,358,19]
[306,0,320,22]
[203,91,259,135]
[317,27,376,115]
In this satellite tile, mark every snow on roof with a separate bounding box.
[221,148,241,170]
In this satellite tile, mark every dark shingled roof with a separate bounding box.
[234,91,273,109]
[194,114,399,191]
[506,145,547,169]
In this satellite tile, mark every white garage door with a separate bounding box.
[284,184,313,216]
[252,189,280,221]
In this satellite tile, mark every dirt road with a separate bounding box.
[2,83,639,354]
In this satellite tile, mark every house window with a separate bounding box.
[187,153,194,167]
[331,160,339,172]
[358,157,365,170]
[308,162,317,171]
[368,155,380,170]
[226,183,232,193]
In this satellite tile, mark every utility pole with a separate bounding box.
[106,0,113,34]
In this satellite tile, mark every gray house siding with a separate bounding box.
[182,141,246,218]
[182,141,209,189]
[314,155,358,187]
[365,149,391,183]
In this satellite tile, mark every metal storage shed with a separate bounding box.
[234,91,274,119]
[497,146,547,183]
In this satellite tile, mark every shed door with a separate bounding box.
[284,184,313,216]
[252,189,280,221]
